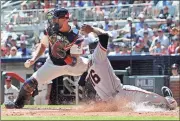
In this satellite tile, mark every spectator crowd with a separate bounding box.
[1,0,180,58]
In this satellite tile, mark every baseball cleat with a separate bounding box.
[161,86,173,97]
[165,96,177,110]
[4,102,15,109]
[5,102,23,109]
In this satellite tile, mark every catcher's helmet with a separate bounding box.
[53,8,70,19]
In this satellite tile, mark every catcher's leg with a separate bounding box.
[118,85,177,110]
[14,77,38,108]
[13,58,70,108]
[6,56,86,109]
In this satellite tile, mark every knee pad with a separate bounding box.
[23,77,38,93]
[15,77,38,108]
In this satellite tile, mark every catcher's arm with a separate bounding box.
[31,35,47,62]
[24,35,47,69]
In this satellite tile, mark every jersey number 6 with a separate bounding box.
[90,69,101,86]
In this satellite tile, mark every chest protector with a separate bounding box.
[47,27,79,59]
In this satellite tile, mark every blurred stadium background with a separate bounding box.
[1,0,180,106]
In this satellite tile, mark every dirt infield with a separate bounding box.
[2,102,179,118]
[2,107,179,118]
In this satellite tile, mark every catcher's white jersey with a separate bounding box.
[87,43,123,101]
[4,85,19,104]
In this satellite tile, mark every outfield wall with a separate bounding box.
[1,55,180,105]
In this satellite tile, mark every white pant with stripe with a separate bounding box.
[116,85,177,109]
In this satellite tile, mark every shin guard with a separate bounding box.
[14,77,38,108]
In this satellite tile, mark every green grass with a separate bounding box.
[1,116,179,120]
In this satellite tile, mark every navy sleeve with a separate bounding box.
[78,71,88,86]
[98,34,109,49]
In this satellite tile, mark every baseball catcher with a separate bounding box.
[6,8,88,109]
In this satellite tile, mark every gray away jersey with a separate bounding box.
[87,43,123,101]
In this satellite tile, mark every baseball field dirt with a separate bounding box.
[1,100,179,120]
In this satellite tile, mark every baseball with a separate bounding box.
[24,61,31,68]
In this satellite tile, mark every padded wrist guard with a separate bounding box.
[64,55,77,66]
